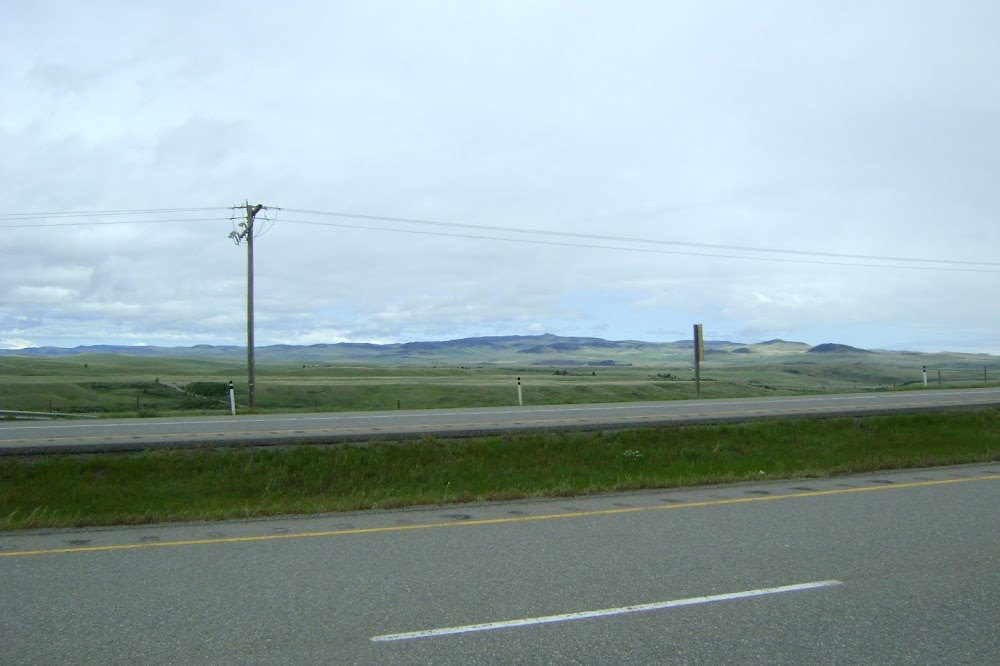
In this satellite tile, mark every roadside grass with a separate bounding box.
[2,408,997,530]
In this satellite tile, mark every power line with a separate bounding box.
[0,217,223,229]
[0,206,229,220]
[282,207,999,269]
[0,207,231,229]
[279,216,1000,274]
[3,204,995,272]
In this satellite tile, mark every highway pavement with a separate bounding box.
[2,387,1000,454]
[2,463,998,664]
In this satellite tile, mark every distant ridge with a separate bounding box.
[808,343,870,354]
[0,334,808,364]
[749,340,813,353]
[2,336,764,355]
[7,334,989,364]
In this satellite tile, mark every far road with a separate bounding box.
[2,388,1000,455]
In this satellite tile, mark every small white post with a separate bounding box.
[229,380,236,415]
[922,366,928,387]
[517,377,523,406]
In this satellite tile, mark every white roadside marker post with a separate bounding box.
[229,380,236,416]
[517,377,523,406]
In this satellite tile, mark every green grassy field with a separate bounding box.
[2,351,996,416]
[2,352,998,530]
[2,408,997,530]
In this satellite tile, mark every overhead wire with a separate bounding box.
[0,206,229,220]
[0,207,230,229]
[279,208,1000,273]
[281,208,1000,269]
[254,207,279,239]
[2,204,996,273]
[0,217,224,229]
[279,216,1000,273]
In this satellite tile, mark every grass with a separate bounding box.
[2,408,997,530]
[2,352,997,416]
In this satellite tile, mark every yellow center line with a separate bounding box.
[2,474,997,558]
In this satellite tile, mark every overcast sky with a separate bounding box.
[2,1,998,353]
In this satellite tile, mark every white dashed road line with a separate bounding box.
[371,580,844,642]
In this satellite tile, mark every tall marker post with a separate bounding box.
[517,377,523,406]
[694,324,704,397]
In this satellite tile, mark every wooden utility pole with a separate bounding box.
[694,324,704,396]
[230,202,264,410]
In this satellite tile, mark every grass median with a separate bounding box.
[2,408,998,530]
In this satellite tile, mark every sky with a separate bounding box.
[2,1,999,354]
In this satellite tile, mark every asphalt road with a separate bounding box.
[2,388,1000,454]
[2,463,997,664]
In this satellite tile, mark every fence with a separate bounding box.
[917,366,997,388]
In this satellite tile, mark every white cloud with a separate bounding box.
[1,1,998,352]
[0,338,35,350]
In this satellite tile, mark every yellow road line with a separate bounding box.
[2,474,997,559]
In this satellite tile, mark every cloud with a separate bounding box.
[1,1,998,352]
[0,338,35,351]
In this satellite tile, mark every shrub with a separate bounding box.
[186,382,230,398]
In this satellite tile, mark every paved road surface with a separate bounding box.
[2,464,998,664]
[2,388,1000,454]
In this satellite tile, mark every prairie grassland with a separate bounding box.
[2,352,997,530]
[0,352,996,416]
[2,408,997,529]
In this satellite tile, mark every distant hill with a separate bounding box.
[2,334,990,366]
[0,334,786,365]
[750,339,814,353]
[808,343,871,354]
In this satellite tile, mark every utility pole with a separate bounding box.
[229,202,265,410]
[693,324,704,397]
